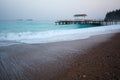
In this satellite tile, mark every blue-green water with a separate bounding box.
[0,21,94,33]
[0,21,120,46]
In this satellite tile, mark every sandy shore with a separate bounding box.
[55,33,120,80]
[0,33,120,80]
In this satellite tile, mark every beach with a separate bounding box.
[0,0,120,79]
[0,32,120,80]
[55,33,120,80]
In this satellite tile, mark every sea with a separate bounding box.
[0,21,120,46]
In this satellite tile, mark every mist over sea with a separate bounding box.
[0,21,120,46]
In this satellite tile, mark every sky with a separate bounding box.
[0,0,120,20]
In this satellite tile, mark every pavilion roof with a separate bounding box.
[74,14,87,17]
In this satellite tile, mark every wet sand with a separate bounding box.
[55,33,120,80]
[0,33,120,80]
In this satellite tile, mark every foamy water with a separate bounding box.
[16,25,120,43]
[0,21,120,46]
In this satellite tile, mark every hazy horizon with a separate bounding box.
[0,0,120,21]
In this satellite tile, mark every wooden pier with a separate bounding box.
[55,14,120,25]
[55,20,118,26]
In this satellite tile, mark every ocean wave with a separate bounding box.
[0,25,120,46]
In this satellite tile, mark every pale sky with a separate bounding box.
[0,0,120,20]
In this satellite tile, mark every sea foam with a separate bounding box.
[0,25,120,46]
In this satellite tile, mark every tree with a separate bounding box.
[104,9,120,21]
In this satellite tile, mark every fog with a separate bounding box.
[0,0,120,20]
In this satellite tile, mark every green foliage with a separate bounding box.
[105,9,120,21]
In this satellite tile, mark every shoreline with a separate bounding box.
[0,32,120,80]
[0,25,120,46]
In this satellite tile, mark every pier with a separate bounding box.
[55,20,118,26]
[55,14,119,25]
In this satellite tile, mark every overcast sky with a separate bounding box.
[0,0,120,20]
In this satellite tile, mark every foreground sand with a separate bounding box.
[55,33,120,80]
[0,33,120,80]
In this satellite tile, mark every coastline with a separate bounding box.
[0,25,120,45]
[0,32,120,80]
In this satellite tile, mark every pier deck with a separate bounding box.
[55,20,118,25]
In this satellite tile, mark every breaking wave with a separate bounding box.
[0,25,120,46]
